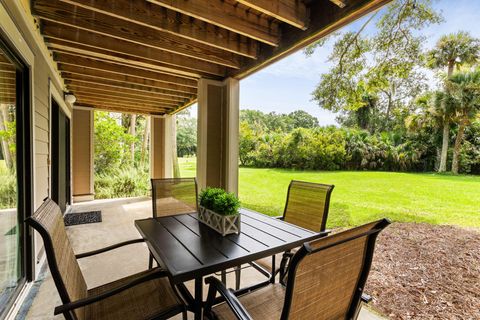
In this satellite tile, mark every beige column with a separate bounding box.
[197,78,239,194]
[72,108,94,202]
[150,115,173,179]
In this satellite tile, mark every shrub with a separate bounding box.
[95,166,149,199]
[0,168,16,209]
[199,187,240,216]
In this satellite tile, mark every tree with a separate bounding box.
[288,110,319,128]
[448,69,480,174]
[305,0,441,132]
[176,111,197,157]
[426,31,480,171]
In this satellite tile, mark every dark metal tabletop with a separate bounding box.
[135,208,323,284]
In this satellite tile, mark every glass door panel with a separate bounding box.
[0,43,21,317]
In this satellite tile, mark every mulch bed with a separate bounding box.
[365,223,480,319]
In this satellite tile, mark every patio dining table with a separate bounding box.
[134,208,325,320]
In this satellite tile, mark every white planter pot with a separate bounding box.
[198,206,241,236]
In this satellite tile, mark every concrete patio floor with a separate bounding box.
[19,197,385,320]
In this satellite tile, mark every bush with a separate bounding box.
[0,164,16,209]
[95,166,149,199]
[199,187,240,216]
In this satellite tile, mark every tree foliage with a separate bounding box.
[306,0,442,132]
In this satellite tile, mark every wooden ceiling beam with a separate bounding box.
[42,24,226,77]
[236,0,308,29]
[69,88,182,106]
[75,97,171,110]
[147,0,279,46]
[75,99,170,113]
[230,0,391,79]
[74,94,176,109]
[65,83,187,104]
[75,102,167,116]
[58,65,197,95]
[58,0,257,59]
[33,0,241,68]
[54,54,197,88]
[329,0,347,9]
[64,80,189,103]
[62,74,194,99]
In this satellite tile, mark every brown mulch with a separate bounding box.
[365,223,480,319]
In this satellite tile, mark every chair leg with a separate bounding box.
[279,251,290,285]
[234,265,241,290]
[182,310,188,320]
[221,270,227,285]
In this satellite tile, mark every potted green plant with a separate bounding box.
[198,187,241,236]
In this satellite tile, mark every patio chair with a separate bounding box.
[151,178,198,218]
[26,198,187,320]
[247,180,334,285]
[204,218,390,320]
[150,178,198,268]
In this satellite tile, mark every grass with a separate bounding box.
[181,158,480,228]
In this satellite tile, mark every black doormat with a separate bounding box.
[64,211,102,226]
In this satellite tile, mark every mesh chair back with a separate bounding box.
[151,178,198,218]
[283,180,334,232]
[282,219,390,320]
[27,198,87,320]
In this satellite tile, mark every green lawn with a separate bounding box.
[178,158,480,228]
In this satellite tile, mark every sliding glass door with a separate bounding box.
[0,36,31,318]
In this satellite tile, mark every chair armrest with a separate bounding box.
[274,216,284,220]
[204,277,253,320]
[75,238,145,259]
[54,268,168,315]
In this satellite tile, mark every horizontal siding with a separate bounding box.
[35,126,48,142]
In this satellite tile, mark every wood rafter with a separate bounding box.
[58,65,197,95]
[69,88,182,106]
[43,25,226,78]
[58,0,257,59]
[63,74,194,99]
[74,94,176,109]
[147,0,280,46]
[54,53,198,88]
[75,102,167,116]
[33,0,241,68]
[65,83,188,104]
[330,0,347,9]
[237,0,308,29]
[230,0,391,79]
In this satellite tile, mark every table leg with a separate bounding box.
[194,277,203,320]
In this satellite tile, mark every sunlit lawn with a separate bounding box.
[179,158,480,228]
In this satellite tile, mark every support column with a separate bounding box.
[72,108,94,202]
[150,115,173,179]
[197,78,239,194]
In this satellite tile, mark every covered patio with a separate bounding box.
[21,197,385,320]
[0,0,395,319]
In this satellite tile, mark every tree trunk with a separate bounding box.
[172,115,180,178]
[451,121,466,174]
[438,119,449,172]
[129,114,136,163]
[0,105,13,170]
[141,116,150,166]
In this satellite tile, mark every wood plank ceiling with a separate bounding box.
[31,0,390,115]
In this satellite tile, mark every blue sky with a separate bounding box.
[237,0,480,125]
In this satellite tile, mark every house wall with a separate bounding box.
[0,0,71,278]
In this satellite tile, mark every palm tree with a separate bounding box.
[426,31,480,172]
[447,69,480,174]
